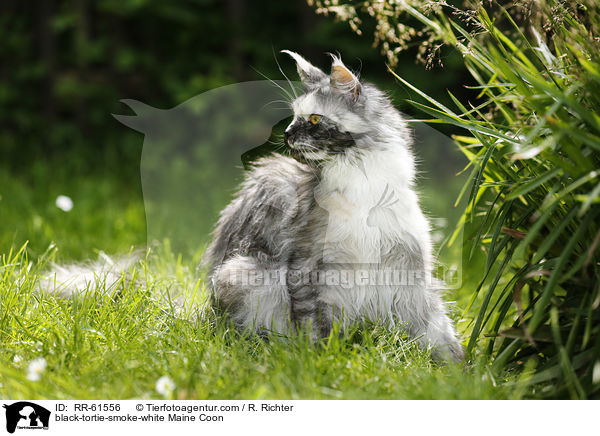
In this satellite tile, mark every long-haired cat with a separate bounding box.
[205,51,463,361]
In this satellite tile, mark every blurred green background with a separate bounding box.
[0,0,471,261]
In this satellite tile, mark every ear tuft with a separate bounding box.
[281,50,327,87]
[329,54,361,102]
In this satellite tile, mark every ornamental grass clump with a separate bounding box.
[311,0,600,398]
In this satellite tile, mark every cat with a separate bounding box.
[205,51,463,361]
[37,51,462,361]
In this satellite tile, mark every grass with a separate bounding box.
[0,246,524,400]
[0,163,146,259]
[0,164,529,400]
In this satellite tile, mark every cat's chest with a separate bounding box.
[311,186,389,264]
[315,188,362,220]
[313,183,396,232]
[314,184,373,226]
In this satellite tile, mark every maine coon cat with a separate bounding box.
[205,51,463,361]
[38,51,462,361]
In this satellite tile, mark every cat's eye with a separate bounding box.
[308,114,322,125]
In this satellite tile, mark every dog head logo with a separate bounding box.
[3,402,50,434]
[113,80,299,253]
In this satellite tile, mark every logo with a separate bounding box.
[2,402,50,434]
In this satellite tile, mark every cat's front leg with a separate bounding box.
[382,242,464,361]
[409,295,464,362]
[287,261,334,339]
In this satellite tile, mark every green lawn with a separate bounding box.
[0,165,528,399]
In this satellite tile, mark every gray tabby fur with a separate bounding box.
[205,51,463,361]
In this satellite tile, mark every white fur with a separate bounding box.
[313,143,460,358]
[317,149,417,295]
[37,252,140,298]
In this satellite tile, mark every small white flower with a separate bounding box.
[55,195,73,212]
[27,357,47,382]
[155,376,175,397]
[13,355,23,364]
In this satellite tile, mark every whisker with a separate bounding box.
[252,66,294,103]
[273,47,298,100]
[260,100,293,112]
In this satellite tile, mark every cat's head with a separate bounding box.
[281,50,409,165]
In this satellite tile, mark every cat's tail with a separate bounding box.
[36,251,142,298]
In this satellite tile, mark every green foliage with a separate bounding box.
[312,0,600,398]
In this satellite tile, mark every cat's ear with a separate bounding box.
[281,50,327,87]
[329,54,361,102]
